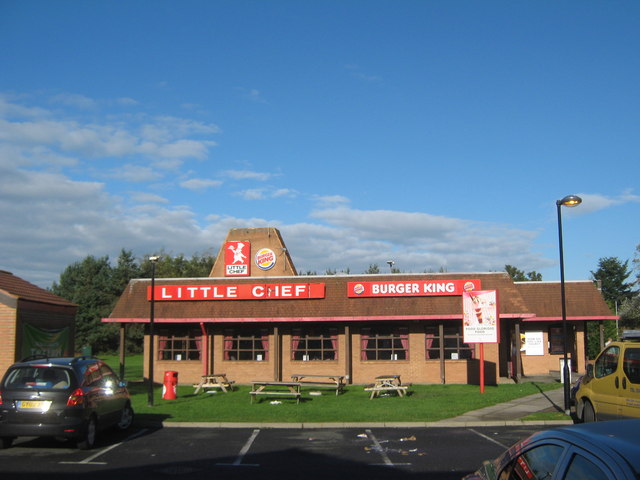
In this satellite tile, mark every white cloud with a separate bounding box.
[49,93,98,110]
[314,194,350,206]
[0,96,220,164]
[0,92,568,287]
[180,178,223,191]
[0,162,552,287]
[237,188,266,200]
[130,192,169,204]
[573,192,640,214]
[116,97,139,106]
[224,169,273,181]
[272,188,297,198]
[108,164,164,182]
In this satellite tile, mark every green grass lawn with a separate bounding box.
[99,354,565,424]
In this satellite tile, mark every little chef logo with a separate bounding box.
[255,248,276,270]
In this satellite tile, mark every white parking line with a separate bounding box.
[468,428,509,449]
[59,428,148,465]
[216,428,260,467]
[365,429,411,467]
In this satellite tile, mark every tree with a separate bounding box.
[619,296,640,329]
[51,250,216,355]
[365,264,380,274]
[51,256,120,354]
[619,244,640,329]
[585,257,635,357]
[505,265,542,282]
[591,257,634,312]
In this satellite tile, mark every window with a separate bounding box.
[623,347,640,384]
[4,366,71,390]
[361,326,408,361]
[548,326,564,354]
[291,327,338,361]
[224,328,269,361]
[158,328,202,361]
[425,324,475,360]
[595,346,619,378]
[564,454,609,480]
[499,444,563,480]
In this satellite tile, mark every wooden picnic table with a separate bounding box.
[364,374,409,399]
[250,380,302,404]
[193,373,235,394]
[290,374,346,395]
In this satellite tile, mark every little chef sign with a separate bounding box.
[147,283,326,301]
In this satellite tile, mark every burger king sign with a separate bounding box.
[255,248,276,270]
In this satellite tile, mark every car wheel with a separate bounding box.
[0,437,14,449]
[77,416,97,450]
[582,400,597,423]
[116,403,134,431]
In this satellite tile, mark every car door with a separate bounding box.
[588,346,621,420]
[618,346,640,419]
[96,363,126,425]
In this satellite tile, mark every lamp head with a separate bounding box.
[557,195,582,208]
[149,255,160,263]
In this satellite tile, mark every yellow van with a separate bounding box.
[576,331,640,422]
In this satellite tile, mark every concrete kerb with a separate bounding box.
[154,420,573,429]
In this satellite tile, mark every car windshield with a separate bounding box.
[3,366,72,390]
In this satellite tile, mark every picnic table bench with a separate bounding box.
[290,374,346,395]
[364,374,409,399]
[250,380,302,404]
[193,374,235,394]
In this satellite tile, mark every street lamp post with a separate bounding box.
[147,256,160,407]
[556,194,582,414]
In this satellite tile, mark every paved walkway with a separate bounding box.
[433,386,572,426]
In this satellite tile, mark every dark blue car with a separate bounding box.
[464,420,640,480]
[0,356,133,449]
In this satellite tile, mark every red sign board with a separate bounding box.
[148,283,326,301]
[225,241,250,277]
[347,279,481,298]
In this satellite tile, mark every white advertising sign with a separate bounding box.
[463,290,499,343]
[523,331,545,356]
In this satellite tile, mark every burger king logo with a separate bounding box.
[255,248,276,270]
[463,281,476,292]
[353,283,365,295]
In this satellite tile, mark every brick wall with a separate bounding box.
[144,322,506,387]
[0,303,17,375]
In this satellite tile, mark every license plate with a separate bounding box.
[17,400,52,411]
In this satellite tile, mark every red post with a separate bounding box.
[479,344,485,394]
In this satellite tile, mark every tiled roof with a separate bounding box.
[0,270,76,307]
[515,281,615,319]
[107,272,539,322]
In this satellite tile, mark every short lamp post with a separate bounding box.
[556,194,582,413]
[147,255,160,407]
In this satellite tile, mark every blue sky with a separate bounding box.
[1,1,639,288]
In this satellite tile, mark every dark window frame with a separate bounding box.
[360,326,409,361]
[223,327,269,362]
[158,327,202,361]
[291,326,338,361]
[425,323,475,360]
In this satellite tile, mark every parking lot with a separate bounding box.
[1,424,552,480]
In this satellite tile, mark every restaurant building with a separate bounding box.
[104,228,616,386]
